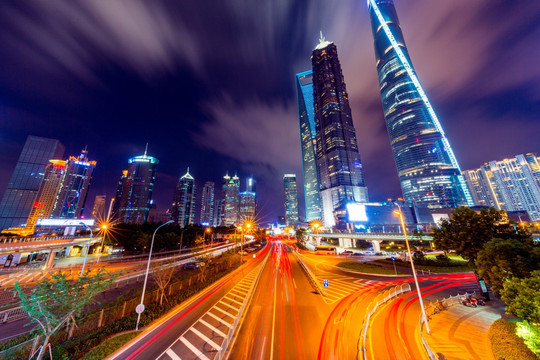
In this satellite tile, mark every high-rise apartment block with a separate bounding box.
[368,0,473,209]
[171,169,197,227]
[463,154,540,221]
[283,174,299,225]
[116,151,158,225]
[0,136,65,230]
[312,35,368,226]
[200,181,215,226]
[296,70,322,222]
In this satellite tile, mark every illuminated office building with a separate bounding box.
[464,154,540,221]
[52,149,96,219]
[312,35,368,227]
[283,174,299,225]
[91,195,106,220]
[117,150,159,225]
[0,136,65,230]
[221,172,240,226]
[239,177,256,221]
[368,0,473,209]
[200,181,215,226]
[111,170,129,220]
[171,169,197,227]
[296,70,322,222]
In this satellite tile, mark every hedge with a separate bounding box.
[80,331,140,360]
[488,318,537,360]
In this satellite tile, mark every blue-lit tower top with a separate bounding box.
[368,0,473,208]
[296,70,322,222]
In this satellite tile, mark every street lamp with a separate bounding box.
[135,220,174,331]
[178,227,188,257]
[205,227,212,247]
[96,223,108,266]
[392,201,430,334]
[311,221,321,245]
[79,222,93,278]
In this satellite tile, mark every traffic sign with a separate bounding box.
[390,256,396,262]
[323,279,329,288]
[135,304,145,314]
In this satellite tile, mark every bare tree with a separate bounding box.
[151,261,176,306]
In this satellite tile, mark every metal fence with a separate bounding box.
[360,283,412,360]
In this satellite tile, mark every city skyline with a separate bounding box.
[1,1,539,221]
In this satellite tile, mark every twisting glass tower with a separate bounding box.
[368,0,473,208]
[312,34,368,226]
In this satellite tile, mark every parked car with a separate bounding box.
[183,262,199,270]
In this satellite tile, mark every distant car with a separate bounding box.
[183,262,199,270]
[238,251,248,256]
[342,250,353,255]
[353,252,364,256]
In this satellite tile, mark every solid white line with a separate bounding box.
[213,305,236,317]
[199,319,227,337]
[219,300,240,312]
[179,337,211,360]
[165,348,182,360]
[207,312,232,328]
[189,327,222,350]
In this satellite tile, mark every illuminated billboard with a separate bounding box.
[36,219,95,227]
[346,203,368,222]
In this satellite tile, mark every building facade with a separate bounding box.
[117,152,159,225]
[221,173,240,226]
[283,174,299,225]
[111,170,129,220]
[368,0,473,209]
[312,36,369,227]
[239,177,256,221]
[91,195,106,220]
[171,169,197,227]
[0,136,65,230]
[200,181,215,226]
[464,154,540,221]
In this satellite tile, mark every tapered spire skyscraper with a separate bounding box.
[368,0,473,208]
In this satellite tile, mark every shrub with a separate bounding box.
[80,331,140,360]
[488,319,537,360]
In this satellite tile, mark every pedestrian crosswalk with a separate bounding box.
[158,266,261,360]
[315,273,376,304]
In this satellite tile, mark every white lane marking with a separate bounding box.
[199,318,227,337]
[189,327,222,351]
[293,278,297,289]
[165,348,182,360]
[207,311,232,328]
[219,300,240,312]
[179,337,211,360]
[269,258,278,360]
[213,305,236,318]
[224,296,244,306]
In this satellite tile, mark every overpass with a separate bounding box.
[309,232,433,252]
[0,236,101,269]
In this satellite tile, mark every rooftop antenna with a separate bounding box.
[319,30,325,43]
[144,143,148,157]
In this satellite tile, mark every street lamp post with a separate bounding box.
[79,222,93,278]
[96,224,108,266]
[135,220,174,331]
[392,200,430,334]
[178,227,188,257]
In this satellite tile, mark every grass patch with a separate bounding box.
[375,258,474,273]
[488,319,537,360]
[81,331,140,360]
[336,261,405,275]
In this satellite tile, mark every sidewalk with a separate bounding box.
[424,301,505,360]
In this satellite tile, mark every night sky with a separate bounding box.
[1,1,539,224]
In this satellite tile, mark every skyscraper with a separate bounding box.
[239,177,256,221]
[51,149,96,219]
[200,181,215,226]
[111,170,129,220]
[171,169,197,227]
[221,172,240,226]
[283,174,299,225]
[117,150,158,225]
[312,35,369,227]
[368,0,473,209]
[296,70,322,222]
[464,154,540,221]
[0,136,65,230]
[91,195,106,220]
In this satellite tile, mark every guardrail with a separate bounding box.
[293,251,325,296]
[360,283,412,360]
[215,245,269,360]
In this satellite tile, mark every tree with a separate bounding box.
[432,207,530,265]
[15,268,115,360]
[192,235,212,282]
[501,271,540,324]
[151,261,176,306]
[476,238,540,293]
[295,229,307,244]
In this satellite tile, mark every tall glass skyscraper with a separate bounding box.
[200,181,215,226]
[296,70,322,222]
[283,174,299,225]
[171,169,197,227]
[117,151,158,225]
[0,136,65,230]
[221,172,240,226]
[239,177,256,221]
[312,36,368,227]
[368,0,473,208]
